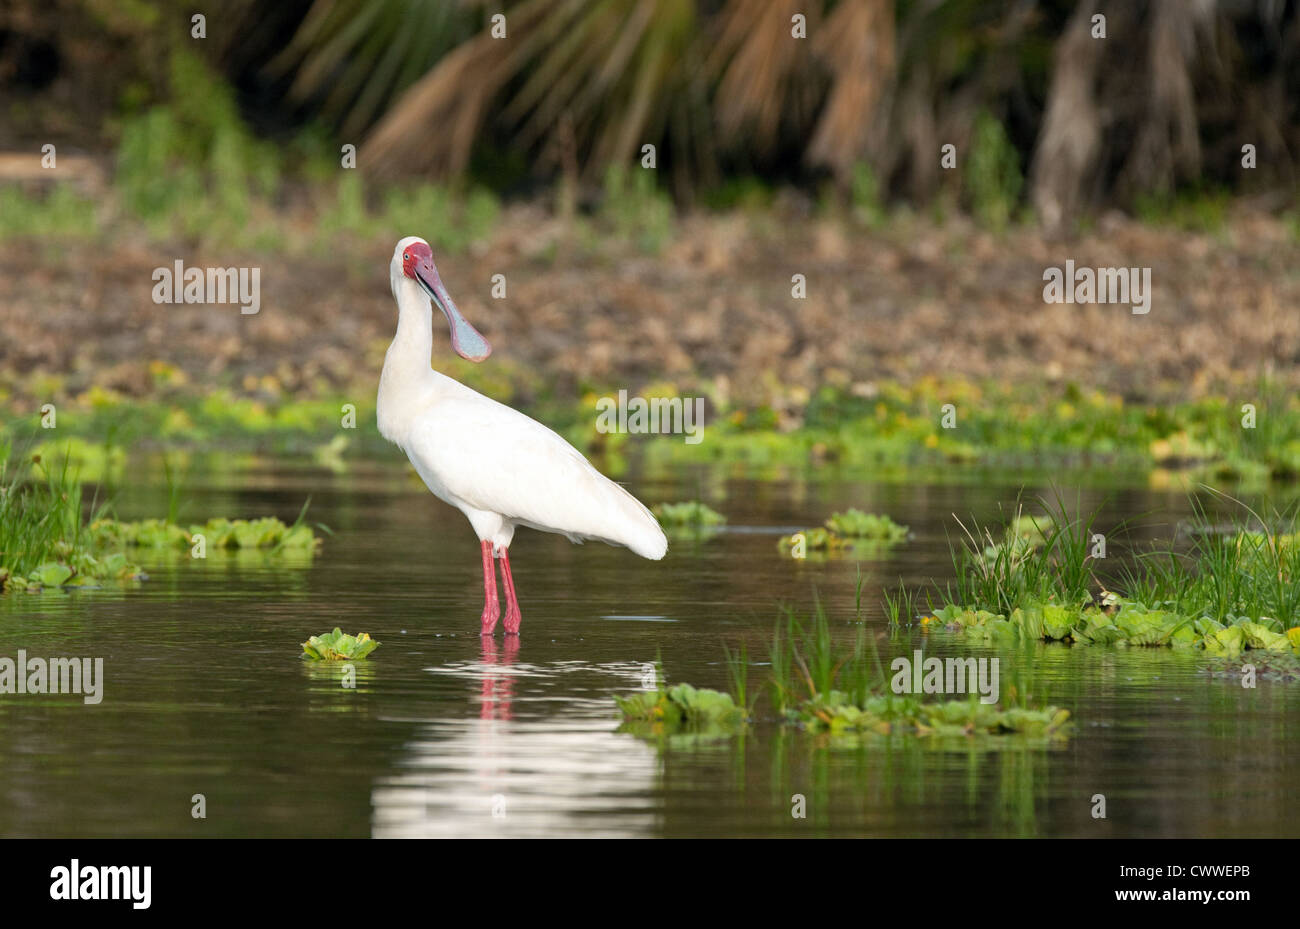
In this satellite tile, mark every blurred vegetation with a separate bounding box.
[1,0,1297,486]
[617,606,1071,740]
[932,497,1300,651]
[964,111,1023,230]
[5,369,1300,487]
[115,49,282,244]
[1,0,1296,229]
[0,439,317,592]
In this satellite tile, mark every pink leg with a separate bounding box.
[499,547,523,635]
[479,540,500,635]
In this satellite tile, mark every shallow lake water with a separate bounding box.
[1,458,1297,837]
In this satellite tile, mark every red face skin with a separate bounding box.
[401,241,435,282]
[400,241,492,362]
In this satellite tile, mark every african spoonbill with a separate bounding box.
[377,236,668,635]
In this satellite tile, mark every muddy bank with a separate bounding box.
[1,206,1296,412]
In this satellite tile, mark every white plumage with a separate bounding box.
[403,393,668,559]
[377,236,667,635]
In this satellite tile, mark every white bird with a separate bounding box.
[377,236,667,636]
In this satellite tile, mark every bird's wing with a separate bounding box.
[406,395,667,559]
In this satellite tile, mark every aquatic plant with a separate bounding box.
[934,492,1300,653]
[0,444,146,591]
[0,441,325,594]
[769,610,1066,743]
[618,601,1071,741]
[799,691,1070,738]
[651,501,727,529]
[760,603,1068,735]
[615,682,745,728]
[6,373,1300,484]
[777,526,853,553]
[766,602,880,716]
[29,437,126,483]
[721,640,752,714]
[824,509,909,540]
[301,628,380,661]
[90,516,320,552]
[930,598,1299,656]
[779,510,908,557]
[946,496,1104,618]
[882,581,923,627]
[5,551,144,593]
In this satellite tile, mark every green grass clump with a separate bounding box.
[849,162,886,228]
[0,440,322,594]
[947,496,1101,618]
[1134,188,1230,234]
[930,493,1300,656]
[0,186,99,241]
[766,604,1068,736]
[301,628,380,661]
[769,604,1067,736]
[617,601,1071,740]
[601,165,675,254]
[116,49,282,244]
[380,184,499,255]
[965,111,1023,229]
[0,444,144,591]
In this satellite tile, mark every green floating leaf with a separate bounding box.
[615,683,744,728]
[1240,620,1291,652]
[29,563,73,587]
[824,509,909,541]
[778,526,849,552]
[89,515,321,554]
[779,511,908,556]
[794,690,1070,738]
[933,596,1300,657]
[301,627,380,661]
[652,501,726,530]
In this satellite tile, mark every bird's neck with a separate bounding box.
[378,281,438,444]
[390,293,434,372]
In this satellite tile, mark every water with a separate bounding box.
[1,460,1297,837]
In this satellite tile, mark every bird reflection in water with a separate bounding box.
[478,635,518,721]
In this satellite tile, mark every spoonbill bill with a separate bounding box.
[377,236,667,635]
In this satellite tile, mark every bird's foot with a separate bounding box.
[503,608,522,636]
[480,605,500,636]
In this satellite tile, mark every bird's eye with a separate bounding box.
[404,253,410,261]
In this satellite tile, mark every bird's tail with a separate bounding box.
[606,481,668,560]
